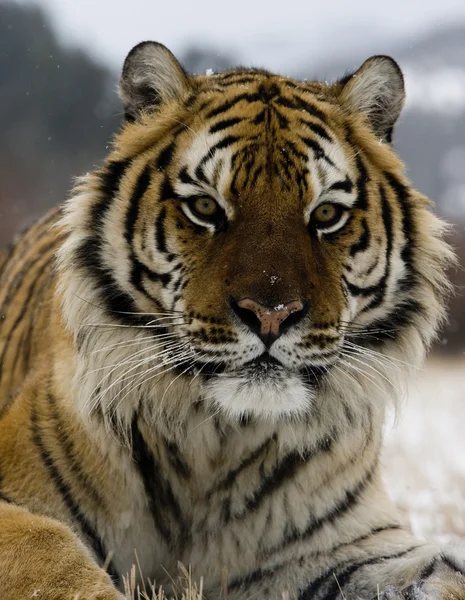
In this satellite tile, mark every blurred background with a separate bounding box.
[0,0,464,543]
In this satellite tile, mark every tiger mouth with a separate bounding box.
[181,352,328,387]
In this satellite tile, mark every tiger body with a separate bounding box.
[0,43,464,599]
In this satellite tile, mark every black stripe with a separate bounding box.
[233,436,333,520]
[207,437,274,497]
[276,158,293,187]
[90,159,131,235]
[155,206,169,254]
[196,134,242,184]
[253,110,265,125]
[159,175,178,201]
[163,439,191,479]
[179,166,197,186]
[274,96,329,123]
[322,545,421,600]
[222,76,264,86]
[284,140,309,163]
[300,120,332,141]
[0,387,21,423]
[21,269,55,372]
[0,490,15,504]
[123,166,174,295]
[367,299,423,343]
[131,419,190,551]
[229,523,404,594]
[47,392,106,508]
[74,238,141,324]
[75,157,150,325]
[209,117,243,134]
[0,217,60,327]
[360,183,393,312]
[383,171,415,290]
[3,208,60,276]
[226,522,403,593]
[9,266,55,382]
[155,142,175,172]
[417,556,438,581]
[0,243,16,284]
[216,69,268,82]
[329,177,354,194]
[353,156,369,210]
[342,275,380,298]
[207,134,240,154]
[30,403,119,582]
[266,460,376,560]
[300,546,418,600]
[274,109,289,129]
[300,136,335,166]
[0,244,56,385]
[293,96,329,123]
[249,164,264,189]
[124,165,151,246]
[441,554,465,577]
[343,183,394,308]
[349,219,370,256]
[206,93,262,119]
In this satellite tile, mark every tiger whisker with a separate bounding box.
[340,350,401,395]
[338,358,388,396]
[330,363,364,393]
[343,339,421,370]
[160,353,206,406]
[110,351,196,413]
[71,290,185,317]
[88,341,192,410]
[83,338,190,381]
[341,343,402,373]
[91,332,188,355]
[79,322,185,330]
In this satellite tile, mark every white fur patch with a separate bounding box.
[203,369,314,420]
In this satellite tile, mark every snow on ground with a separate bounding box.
[382,358,465,547]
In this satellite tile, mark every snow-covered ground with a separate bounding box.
[382,358,465,547]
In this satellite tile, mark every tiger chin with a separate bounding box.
[0,41,463,600]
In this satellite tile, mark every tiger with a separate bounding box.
[0,40,463,600]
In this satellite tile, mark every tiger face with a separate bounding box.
[61,43,451,424]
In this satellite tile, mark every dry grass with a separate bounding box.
[122,563,204,600]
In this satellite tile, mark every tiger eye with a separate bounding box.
[312,203,343,227]
[192,197,219,218]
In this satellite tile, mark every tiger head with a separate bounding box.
[59,42,453,426]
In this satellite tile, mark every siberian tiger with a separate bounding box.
[0,41,463,600]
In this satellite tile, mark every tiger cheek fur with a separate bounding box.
[0,40,463,600]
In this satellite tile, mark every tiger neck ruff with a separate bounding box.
[0,41,463,600]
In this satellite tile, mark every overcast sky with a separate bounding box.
[12,0,465,72]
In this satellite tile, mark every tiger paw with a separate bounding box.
[376,577,465,600]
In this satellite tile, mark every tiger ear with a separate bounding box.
[119,41,191,121]
[338,55,405,143]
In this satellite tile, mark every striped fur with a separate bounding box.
[0,43,463,599]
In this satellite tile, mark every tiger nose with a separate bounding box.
[233,298,306,349]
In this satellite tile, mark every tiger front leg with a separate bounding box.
[338,543,465,600]
[373,552,465,600]
[290,533,465,600]
[0,500,123,600]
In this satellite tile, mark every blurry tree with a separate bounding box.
[0,1,121,240]
[181,46,235,74]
